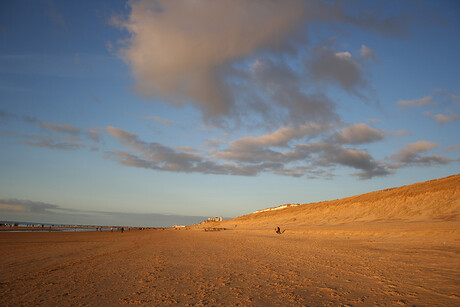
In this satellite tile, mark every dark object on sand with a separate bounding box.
[275,226,285,234]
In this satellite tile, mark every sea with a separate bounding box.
[0,220,120,232]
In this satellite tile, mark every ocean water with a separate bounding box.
[0,221,121,232]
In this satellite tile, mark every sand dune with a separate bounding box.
[203,175,460,239]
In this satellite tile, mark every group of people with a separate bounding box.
[109,227,124,232]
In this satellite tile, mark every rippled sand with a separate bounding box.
[0,225,459,306]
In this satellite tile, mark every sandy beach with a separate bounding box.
[1,225,459,306]
[1,175,459,306]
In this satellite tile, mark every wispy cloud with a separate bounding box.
[0,110,99,149]
[23,136,84,150]
[391,141,452,166]
[0,109,38,123]
[391,130,412,136]
[176,146,202,152]
[45,0,66,28]
[398,96,433,107]
[139,116,173,126]
[399,91,460,125]
[1,130,84,150]
[360,45,376,60]
[86,128,102,143]
[0,199,60,213]
[424,111,459,124]
[39,122,81,136]
[446,145,460,152]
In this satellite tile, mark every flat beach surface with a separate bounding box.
[1,225,459,306]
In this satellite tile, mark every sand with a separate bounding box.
[1,175,459,306]
[0,227,459,306]
[211,174,460,231]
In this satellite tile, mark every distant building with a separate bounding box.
[254,203,300,214]
[204,216,223,222]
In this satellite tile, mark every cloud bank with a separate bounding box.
[104,124,399,179]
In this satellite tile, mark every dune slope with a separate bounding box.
[211,175,460,235]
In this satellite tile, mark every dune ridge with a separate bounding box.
[205,174,460,238]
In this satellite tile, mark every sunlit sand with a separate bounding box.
[1,175,459,306]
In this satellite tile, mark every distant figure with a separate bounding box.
[275,226,284,234]
[121,227,124,233]
[111,227,113,232]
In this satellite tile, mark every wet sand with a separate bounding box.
[1,226,459,306]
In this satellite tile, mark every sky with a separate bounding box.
[0,0,459,227]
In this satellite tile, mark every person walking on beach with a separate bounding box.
[121,227,124,233]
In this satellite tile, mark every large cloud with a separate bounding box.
[113,0,407,121]
[114,0,306,119]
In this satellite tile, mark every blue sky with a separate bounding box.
[0,0,459,227]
